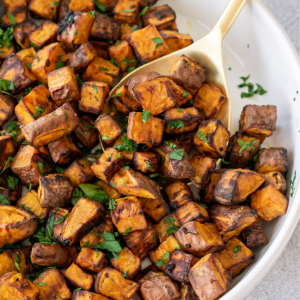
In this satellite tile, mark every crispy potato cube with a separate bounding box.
[111,196,147,234]
[34,268,72,300]
[189,253,231,300]
[153,142,195,179]
[120,23,136,41]
[160,30,193,54]
[155,213,180,244]
[251,183,288,221]
[170,80,193,107]
[255,147,288,174]
[62,197,105,245]
[261,171,286,194]
[208,205,258,242]
[174,132,194,154]
[76,247,108,273]
[89,41,110,59]
[79,81,109,115]
[217,237,254,277]
[111,247,141,279]
[113,0,139,24]
[176,202,209,225]
[11,145,53,187]
[48,136,81,165]
[0,0,27,27]
[31,42,66,83]
[0,94,15,127]
[57,11,94,44]
[194,119,230,159]
[128,25,169,63]
[0,249,29,277]
[94,267,140,300]
[31,243,78,267]
[165,181,194,209]
[123,220,157,259]
[29,0,60,20]
[132,151,160,173]
[48,66,80,105]
[194,84,227,119]
[202,169,225,203]
[0,54,36,93]
[180,284,199,300]
[13,19,38,49]
[68,42,96,71]
[0,42,16,61]
[21,102,80,148]
[16,47,36,66]
[65,263,94,291]
[28,20,59,48]
[72,290,111,300]
[175,221,224,257]
[82,56,120,85]
[214,169,264,205]
[69,0,95,12]
[0,271,39,300]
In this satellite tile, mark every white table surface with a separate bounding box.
[245,0,300,299]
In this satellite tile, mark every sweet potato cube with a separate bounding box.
[174,132,194,154]
[180,284,200,300]
[68,42,96,71]
[69,0,95,12]
[165,181,194,209]
[169,55,206,95]
[29,0,60,20]
[194,119,230,159]
[217,237,254,277]
[208,205,258,242]
[160,30,193,54]
[155,213,180,244]
[0,0,27,27]
[251,183,288,222]
[72,290,111,300]
[112,133,137,160]
[0,41,16,60]
[128,24,169,63]
[170,80,193,107]
[0,172,22,204]
[13,19,38,49]
[261,171,286,194]
[65,263,94,291]
[132,151,160,173]
[120,23,136,41]
[16,47,36,66]
[79,81,110,115]
[97,180,121,199]
[202,170,225,203]
[189,253,231,300]
[176,202,209,225]
[0,94,15,127]
[0,250,29,277]
[76,247,108,273]
[113,0,139,24]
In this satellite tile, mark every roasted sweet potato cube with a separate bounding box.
[123,220,157,259]
[88,42,109,61]
[82,56,120,85]
[0,54,36,93]
[216,237,254,277]
[76,247,108,273]
[251,183,288,222]
[164,107,200,135]
[57,11,94,44]
[68,42,96,71]
[165,181,194,209]
[202,169,225,203]
[120,23,136,40]
[74,115,98,149]
[189,253,231,300]
[69,0,95,12]
[132,151,160,173]
[153,142,195,179]
[29,0,60,20]
[160,30,193,54]
[34,268,72,300]
[0,41,16,60]
[31,243,78,267]
[255,147,288,174]
[194,84,227,119]
[94,267,140,300]
[0,172,22,204]
[0,271,39,300]
[169,80,193,107]
[13,19,38,49]
[132,77,177,115]
[128,25,169,63]
[174,132,194,154]
[208,205,257,242]
[72,290,111,300]
[110,247,141,279]
[261,171,287,194]
[28,20,59,48]
[194,119,230,159]
[112,133,137,160]
[180,284,200,300]
[0,94,15,127]
[21,103,80,148]
[11,145,53,187]
[0,0,27,27]
[155,213,180,244]
[97,180,121,199]
[113,0,139,24]
[65,263,94,291]
[31,42,66,83]
[79,81,109,115]
[16,47,36,66]
[176,202,209,225]
[48,136,81,165]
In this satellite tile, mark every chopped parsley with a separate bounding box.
[152,37,162,49]
[141,110,152,123]
[233,245,241,254]
[33,105,45,118]
[196,130,207,142]
[168,120,184,129]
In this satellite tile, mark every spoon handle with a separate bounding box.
[213,0,248,39]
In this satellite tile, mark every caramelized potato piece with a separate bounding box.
[128,25,169,63]
[169,55,206,95]
[120,23,137,41]
[174,132,194,154]
[76,247,108,273]
[16,47,36,65]
[29,0,60,20]
[208,205,257,242]
[155,213,180,243]
[170,80,193,107]
[0,0,27,27]
[165,181,194,209]
[194,84,227,119]
[251,183,288,222]
[94,267,140,300]
[176,202,209,225]
[0,250,29,277]
[160,30,193,54]
[132,151,160,173]
[13,19,38,49]
[62,197,105,245]
[89,41,110,59]
[97,180,121,199]
[0,136,15,174]
[0,40,16,60]
[65,263,94,290]
[113,0,139,24]
[0,94,15,127]
[0,205,38,247]
[188,254,231,300]
[261,171,287,194]
[72,290,111,300]
[180,284,200,300]
[194,119,230,159]
[69,0,95,12]
[202,169,225,203]
[34,268,72,300]
[21,103,80,148]
[217,237,254,277]
[68,42,96,71]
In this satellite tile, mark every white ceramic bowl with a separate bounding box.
[153,0,300,298]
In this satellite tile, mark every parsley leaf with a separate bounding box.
[33,105,45,118]
[6,175,19,190]
[166,223,180,235]
[152,37,162,49]
[196,130,207,142]
[0,244,16,253]
[122,228,132,235]
[164,141,176,150]
[0,79,14,91]
[7,12,15,25]
[137,6,148,18]
[108,198,116,210]
[54,214,68,224]
[165,215,175,223]
[55,165,64,173]
[290,170,296,197]
[99,66,108,71]
[177,107,183,113]
[168,120,184,129]
[14,253,21,272]
[0,194,10,205]
[94,0,106,12]
[132,25,138,32]
[170,149,184,160]
[182,91,189,97]
[55,60,64,69]
[113,134,137,153]
[122,270,129,278]
[233,245,241,254]
[141,110,152,123]
[78,183,111,204]
[0,156,15,175]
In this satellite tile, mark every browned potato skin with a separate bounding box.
[65,263,94,291]
[13,19,38,49]
[174,132,194,154]
[202,169,225,203]
[180,284,200,300]
[169,55,206,95]
[31,243,78,268]
[21,102,80,149]
[62,197,106,245]
[208,205,258,242]
[72,290,111,300]
[139,196,169,223]
[0,0,27,27]
[0,93,15,127]
[34,268,72,300]
[58,0,71,22]
[0,204,38,248]
[132,151,160,173]
[89,41,110,59]
[0,136,15,173]
[175,202,210,225]
[188,253,231,300]
[261,171,286,194]
[94,267,140,299]
[255,147,288,174]
[68,42,96,71]
[29,0,59,20]
[160,30,193,54]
